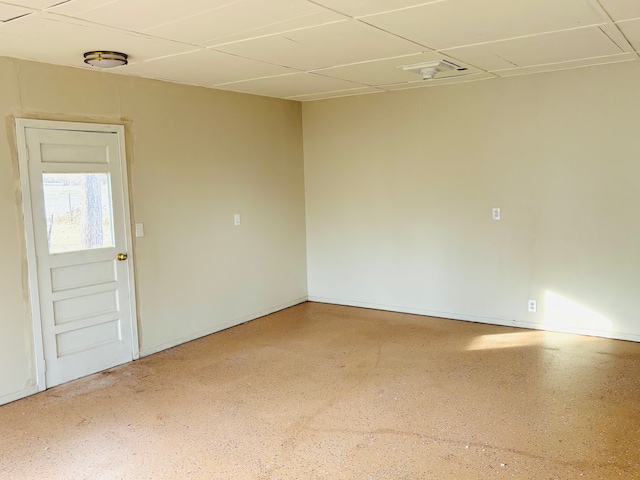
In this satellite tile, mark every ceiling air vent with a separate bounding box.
[401,60,468,80]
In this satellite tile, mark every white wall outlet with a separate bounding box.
[528,300,537,313]
[135,223,144,237]
[492,208,501,220]
[234,214,241,226]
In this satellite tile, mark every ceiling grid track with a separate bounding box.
[0,0,637,100]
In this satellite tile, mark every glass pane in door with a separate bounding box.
[42,173,114,254]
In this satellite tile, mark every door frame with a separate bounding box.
[16,118,140,392]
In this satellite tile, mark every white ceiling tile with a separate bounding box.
[46,0,102,13]
[313,52,476,86]
[214,72,365,98]
[0,13,196,67]
[444,27,624,72]
[143,0,345,47]
[5,0,69,10]
[598,0,640,21]
[286,86,383,101]
[362,0,606,50]
[50,0,217,31]
[213,20,425,71]
[310,0,443,17]
[54,0,262,35]
[616,19,640,50]
[493,53,638,77]
[119,49,296,87]
[0,3,33,21]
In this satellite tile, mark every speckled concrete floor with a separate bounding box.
[1,302,639,479]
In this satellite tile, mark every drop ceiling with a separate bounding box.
[0,0,638,101]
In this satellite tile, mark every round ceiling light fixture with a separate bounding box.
[83,51,128,68]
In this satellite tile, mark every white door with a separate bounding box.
[16,120,138,388]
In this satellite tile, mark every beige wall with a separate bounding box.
[0,59,33,402]
[303,61,640,342]
[0,57,308,402]
[3,54,640,404]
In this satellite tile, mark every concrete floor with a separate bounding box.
[1,302,639,479]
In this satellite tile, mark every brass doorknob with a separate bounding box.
[117,253,128,261]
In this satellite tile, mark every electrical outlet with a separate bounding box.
[528,300,537,313]
[492,208,501,220]
[234,213,241,226]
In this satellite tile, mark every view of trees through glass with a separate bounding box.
[42,173,114,254]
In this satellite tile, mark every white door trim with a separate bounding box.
[16,118,139,392]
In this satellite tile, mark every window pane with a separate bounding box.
[43,174,114,254]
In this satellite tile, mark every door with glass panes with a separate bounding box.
[17,120,137,388]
